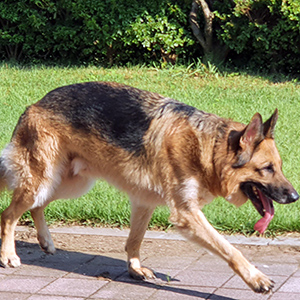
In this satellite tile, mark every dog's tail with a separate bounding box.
[0,157,7,192]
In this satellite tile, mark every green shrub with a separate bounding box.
[215,0,300,74]
[1,0,300,75]
[0,0,194,65]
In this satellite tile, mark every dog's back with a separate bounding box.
[33,81,215,155]
[35,82,161,155]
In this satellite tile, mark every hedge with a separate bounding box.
[215,0,300,75]
[0,0,299,75]
[0,0,194,65]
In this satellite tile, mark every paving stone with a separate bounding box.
[278,277,300,293]
[32,249,95,268]
[187,255,233,273]
[65,253,126,280]
[14,264,68,278]
[38,277,107,297]
[0,275,54,293]
[82,253,127,268]
[142,255,199,270]
[150,286,215,300]
[0,266,18,275]
[28,296,84,300]
[223,274,288,292]
[0,291,31,300]
[115,268,181,285]
[90,281,156,299]
[270,292,300,300]
[253,262,298,276]
[209,288,269,300]
[66,265,126,280]
[250,253,300,265]
[173,270,233,287]
[292,268,300,277]
[150,268,181,283]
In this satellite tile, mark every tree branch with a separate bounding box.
[189,0,214,55]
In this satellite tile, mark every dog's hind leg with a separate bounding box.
[125,201,156,280]
[0,188,35,267]
[30,157,95,256]
[30,206,55,254]
[0,158,8,192]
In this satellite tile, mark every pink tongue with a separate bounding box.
[254,189,274,234]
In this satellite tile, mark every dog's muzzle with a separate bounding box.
[240,182,299,234]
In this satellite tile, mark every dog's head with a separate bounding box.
[223,109,299,233]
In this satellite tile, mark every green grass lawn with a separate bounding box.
[0,64,300,235]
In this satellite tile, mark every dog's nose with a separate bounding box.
[290,191,299,202]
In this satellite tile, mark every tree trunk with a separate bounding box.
[189,0,213,55]
[189,0,229,65]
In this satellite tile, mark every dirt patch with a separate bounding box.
[14,227,300,261]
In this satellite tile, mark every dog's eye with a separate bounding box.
[262,164,274,173]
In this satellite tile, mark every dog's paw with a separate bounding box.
[247,267,274,294]
[128,266,156,280]
[0,254,21,268]
[39,241,56,254]
[38,235,56,254]
[127,258,156,280]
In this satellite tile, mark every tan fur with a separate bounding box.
[0,82,297,294]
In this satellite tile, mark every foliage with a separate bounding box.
[214,0,300,75]
[0,0,194,65]
[126,5,194,65]
[0,1,300,74]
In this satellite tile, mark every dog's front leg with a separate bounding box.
[125,201,156,280]
[173,206,274,294]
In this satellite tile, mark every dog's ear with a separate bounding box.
[233,113,264,168]
[263,108,278,139]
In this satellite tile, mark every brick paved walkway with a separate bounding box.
[0,226,299,300]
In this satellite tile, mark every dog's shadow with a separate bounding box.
[2,240,236,300]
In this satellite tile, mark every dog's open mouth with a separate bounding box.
[240,182,275,234]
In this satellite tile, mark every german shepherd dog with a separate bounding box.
[0,82,298,294]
